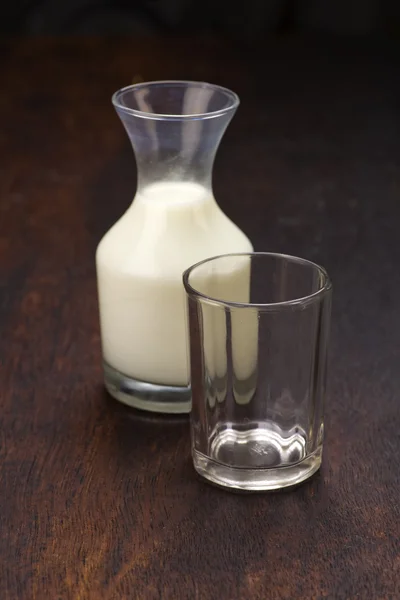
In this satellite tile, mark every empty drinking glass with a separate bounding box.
[183,252,332,491]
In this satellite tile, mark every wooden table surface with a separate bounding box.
[1,36,399,599]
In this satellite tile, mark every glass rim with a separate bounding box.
[111,80,240,121]
[183,252,332,310]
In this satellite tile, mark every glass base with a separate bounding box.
[103,361,191,414]
[193,446,322,492]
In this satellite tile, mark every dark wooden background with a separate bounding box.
[0,37,399,599]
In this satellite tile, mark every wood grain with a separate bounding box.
[0,37,399,599]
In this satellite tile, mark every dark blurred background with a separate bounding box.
[2,0,400,38]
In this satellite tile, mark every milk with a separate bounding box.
[96,181,253,387]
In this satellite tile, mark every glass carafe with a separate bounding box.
[96,81,253,414]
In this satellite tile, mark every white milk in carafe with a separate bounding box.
[96,181,253,386]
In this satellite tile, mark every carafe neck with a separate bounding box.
[119,113,233,195]
[113,81,239,196]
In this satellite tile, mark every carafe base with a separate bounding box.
[103,361,191,414]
